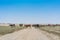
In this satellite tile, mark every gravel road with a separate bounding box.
[0,27,60,40]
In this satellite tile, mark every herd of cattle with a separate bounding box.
[0,23,60,27]
[9,24,60,27]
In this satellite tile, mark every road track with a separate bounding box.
[0,27,60,40]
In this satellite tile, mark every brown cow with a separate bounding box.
[47,24,52,26]
[24,24,31,28]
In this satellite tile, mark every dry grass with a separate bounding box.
[39,26,60,36]
[0,26,25,35]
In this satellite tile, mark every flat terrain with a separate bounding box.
[39,26,60,36]
[0,26,24,35]
[0,27,60,40]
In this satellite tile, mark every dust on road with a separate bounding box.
[0,27,59,40]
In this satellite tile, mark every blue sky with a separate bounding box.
[0,0,60,24]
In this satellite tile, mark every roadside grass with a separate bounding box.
[0,26,25,35]
[39,26,60,36]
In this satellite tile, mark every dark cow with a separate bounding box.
[32,24,40,27]
[9,24,15,28]
[19,24,23,27]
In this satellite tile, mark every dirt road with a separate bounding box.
[0,27,60,40]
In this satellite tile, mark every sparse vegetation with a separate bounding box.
[0,26,25,35]
[39,26,60,36]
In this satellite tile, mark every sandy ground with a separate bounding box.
[0,27,60,40]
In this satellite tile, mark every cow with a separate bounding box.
[9,24,15,28]
[47,24,56,27]
[47,24,51,26]
[24,24,31,28]
[19,24,23,27]
[32,24,40,27]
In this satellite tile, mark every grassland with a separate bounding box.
[0,26,25,35]
[0,25,60,37]
[39,26,60,36]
